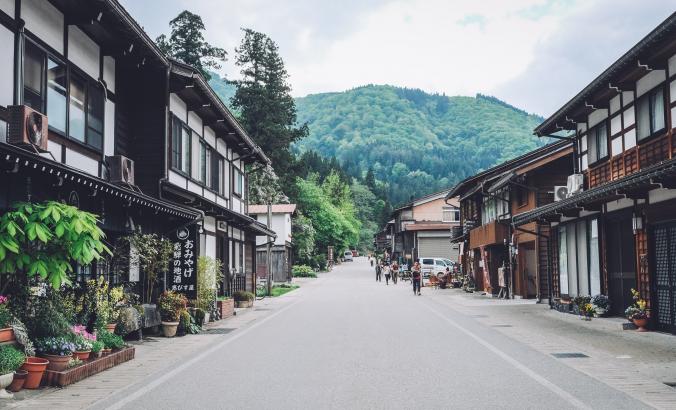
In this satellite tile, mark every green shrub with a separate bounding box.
[158,291,187,322]
[0,346,25,374]
[292,265,317,278]
[97,330,125,350]
[91,341,104,354]
[233,291,254,302]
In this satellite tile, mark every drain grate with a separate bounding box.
[200,328,235,335]
[551,352,589,359]
[255,308,271,311]
[491,324,513,328]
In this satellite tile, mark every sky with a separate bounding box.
[120,0,674,117]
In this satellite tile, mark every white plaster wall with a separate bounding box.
[187,180,201,195]
[649,188,676,204]
[46,139,61,161]
[232,196,241,213]
[622,91,634,106]
[605,197,634,213]
[609,95,621,114]
[205,235,216,258]
[103,100,115,157]
[187,111,202,135]
[668,54,676,77]
[204,126,216,148]
[169,93,187,121]
[65,148,99,176]
[636,70,666,98]
[0,0,14,17]
[0,25,13,107]
[216,139,227,157]
[68,26,100,80]
[168,170,187,187]
[588,109,608,128]
[203,216,216,233]
[23,0,63,54]
[103,56,115,93]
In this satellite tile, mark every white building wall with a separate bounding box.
[0,0,14,17]
[67,26,100,80]
[103,56,115,93]
[65,148,99,176]
[23,0,64,54]
[636,70,666,98]
[0,25,13,107]
[103,100,115,157]
[169,93,187,120]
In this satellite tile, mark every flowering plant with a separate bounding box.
[71,325,96,341]
[0,296,8,305]
[582,303,595,317]
[0,296,10,328]
[73,335,93,352]
[35,336,76,356]
[624,288,648,320]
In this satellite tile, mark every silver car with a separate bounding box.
[343,251,354,262]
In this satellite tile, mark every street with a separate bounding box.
[85,258,662,410]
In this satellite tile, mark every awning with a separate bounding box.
[247,220,276,237]
[512,158,676,226]
[1,143,200,220]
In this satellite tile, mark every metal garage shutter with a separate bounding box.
[417,237,452,259]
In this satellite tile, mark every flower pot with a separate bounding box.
[43,354,72,372]
[0,372,13,398]
[101,348,112,356]
[73,350,91,361]
[161,321,179,337]
[105,323,117,333]
[235,300,252,308]
[0,328,15,343]
[204,312,211,324]
[632,318,649,332]
[20,357,49,389]
[8,370,27,392]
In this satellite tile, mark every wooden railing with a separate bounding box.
[469,220,509,249]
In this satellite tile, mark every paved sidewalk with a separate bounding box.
[426,288,676,409]
[1,279,317,409]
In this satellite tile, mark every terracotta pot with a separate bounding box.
[101,348,112,356]
[0,328,15,343]
[105,323,117,333]
[43,354,72,372]
[20,357,49,389]
[73,350,91,361]
[633,318,649,332]
[161,321,179,337]
[8,370,27,392]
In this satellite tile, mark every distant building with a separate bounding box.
[249,204,297,282]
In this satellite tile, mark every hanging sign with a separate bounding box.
[168,225,199,299]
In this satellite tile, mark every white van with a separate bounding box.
[418,257,450,277]
[343,251,354,262]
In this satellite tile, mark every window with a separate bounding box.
[87,85,104,150]
[211,154,221,192]
[557,218,601,297]
[199,142,207,184]
[516,186,528,207]
[636,87,665,141]
[171,117,192,174]
[181,126,191,174]
[588,121,608,163]
[23,42,44,111]
[46,59,66,132]
[68,74,86,142]
[442,207,459,222]
[234,168,243,196]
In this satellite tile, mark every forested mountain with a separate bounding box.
[294,86,546,205]
[208,76,547,206]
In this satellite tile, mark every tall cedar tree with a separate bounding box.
[230,29,308,198]
[156,11,227,81]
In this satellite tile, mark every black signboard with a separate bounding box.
[168,225,198,299]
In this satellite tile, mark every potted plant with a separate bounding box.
[0,346,25,397]
[233,291,255,308]
[158,291,187,337]
[35,336,75,371]
[625,288,649,331]
[591,294,610,317]
[97,330,125,353]
[91,341,104,358]
[581,303,595,321]
[0,296,14,343]
[7,369,27,393]
[572,296,591,317]
[72,335,93,361]
[20,357,49,389]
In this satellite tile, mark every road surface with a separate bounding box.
[95,257,650,410]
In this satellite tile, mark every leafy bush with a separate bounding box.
[91,341,104,354]
[158,291,187,322]
[195,256,222,313]
[292,265,317,278]
[0,346,25,374]
[73,335,93,352]
[97,330,125,350]
[233,291,254,302]
[10,318,35,357]
[36,336,76,356]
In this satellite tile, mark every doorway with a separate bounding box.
[606,217,636,316]
[653,223,676,333]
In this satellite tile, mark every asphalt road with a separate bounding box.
[98,258,650,410]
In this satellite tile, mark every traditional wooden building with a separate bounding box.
[249,204,296,283]
[0,0,274,299]
[448,141,573,299]
[513,13,676,333]
[390,190,460,264]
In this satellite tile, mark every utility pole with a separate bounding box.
[267,201,273,296]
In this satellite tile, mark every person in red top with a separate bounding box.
[412,261,422,296]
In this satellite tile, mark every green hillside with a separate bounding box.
[208,77,546,206]
[294,85,546,205]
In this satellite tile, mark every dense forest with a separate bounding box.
[208,78,547,206]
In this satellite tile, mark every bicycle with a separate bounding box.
[256,278,268,300]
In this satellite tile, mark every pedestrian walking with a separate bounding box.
[391,261,399,284]
[412,261,422,295]
[376,260,382,282]
[383,264,391,285]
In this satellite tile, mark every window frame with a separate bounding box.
[233,167,244,197]
[636,85,667,143]
[587,120,609,165]
[170,115,193,176]
[556,217,601,298]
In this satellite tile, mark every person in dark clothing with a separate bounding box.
[412,261,422,295]
[376,260,382,282]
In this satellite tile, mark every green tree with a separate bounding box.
[231,28,308,196]
[156,11,227,80]
[364,167,376,191]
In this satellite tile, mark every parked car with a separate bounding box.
[343,251,354,262]
[418,257,451,278]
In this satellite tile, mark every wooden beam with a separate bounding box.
[543,213,562,223]
[562,207,582,218]
[582,202,602,212]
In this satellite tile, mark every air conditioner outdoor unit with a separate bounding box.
[107,155,135,185]
[7,105,48,151]
[566,174,584,196]
[554,186,568,202]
